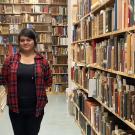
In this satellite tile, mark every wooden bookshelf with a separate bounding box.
[51,0,68,92]
[88,64,135,79]
[74,61,135,79]
[95,98,135,131]
[72,81,135,134]
[73,92,102,135]
[80,107,100,135]
[72,26,135,44]
[70,0,135,134]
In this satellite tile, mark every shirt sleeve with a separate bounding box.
[43,59,52,87]
[0,56,11,85]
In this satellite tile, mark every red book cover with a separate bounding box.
[92,40,96,64]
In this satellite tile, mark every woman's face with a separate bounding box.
[19,36,35,52]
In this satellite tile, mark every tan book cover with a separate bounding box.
[72,5,78,23]
[111,46,114,70]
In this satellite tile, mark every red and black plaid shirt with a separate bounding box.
[0,52,52,117]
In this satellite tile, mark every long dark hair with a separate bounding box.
[18,28,37,46]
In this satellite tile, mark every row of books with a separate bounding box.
[72,16,91,41]
[26,23,52,32]
[51,6,67,15]
[72,24,81,42]
[0,0,67,4]
[73,0,135,41]
[0,15,23,24]
[0,5,50,14]
[51,0,67,5]
[74,0,111,22]
[91,71,135,124]
[71,66,87,89]
[94,34,134,73]
[72,33,135,75]
[32,5,50,13]
[23,14,51,23]
[53,56,67,64]
[52,27,67,36]
[0,24,22,34]
[52,66,67,73]
[0,33,51,44]
[73,89,135,135]
[36,43,52,52]
[77,110,96,135]
[71,43,86,64]
[52,16,67,25]
[0,34,52,45]
[76,110,94,135]
[38,33,52,43]
[52,47,67,55]
[52,84,67,92]
[81,17,92,40]
[71,66,135,125]
[76,0,91,19]
[0,35,18,44]
[53,74,68,83]
[52,36,67,45]
[0,0,50,3]
[0,14,51,24]
[0,0,12,3]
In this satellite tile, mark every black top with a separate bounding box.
[17,62,37,113]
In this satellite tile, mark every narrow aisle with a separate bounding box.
[0,94,82,135]
[39,93,82,135]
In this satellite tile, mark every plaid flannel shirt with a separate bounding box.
[0,52,52,117]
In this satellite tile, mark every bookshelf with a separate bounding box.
[51,0,68,93]
[0,0,53,59]
[70,0,135,134]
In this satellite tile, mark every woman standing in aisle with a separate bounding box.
[0,28,52,135]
